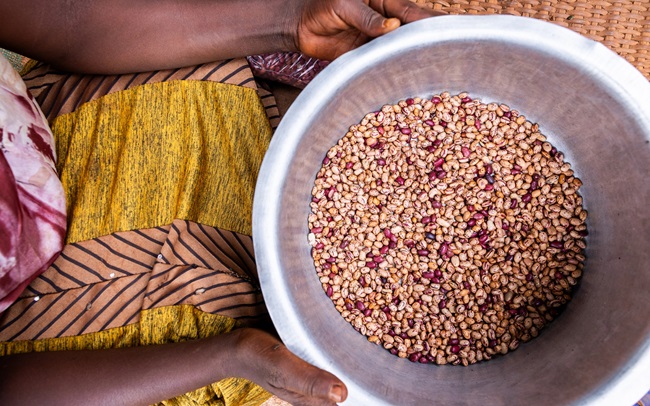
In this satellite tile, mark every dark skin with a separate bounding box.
[0,0,441,404]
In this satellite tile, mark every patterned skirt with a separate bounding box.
[1,59,283,406]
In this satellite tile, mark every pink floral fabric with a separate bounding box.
[0,56,66,313]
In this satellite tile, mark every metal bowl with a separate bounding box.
[253,15,650,405]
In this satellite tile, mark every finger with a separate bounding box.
[338,0,402,37]
[270,345,348,403]
[373,0,444,23]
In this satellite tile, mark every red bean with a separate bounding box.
[424,119,435,126]
[433,157,445,168]
[431,96,442,103]
[400,127,412,135]
[380,245,390,255]
[417,249,430,257]
[326,285,333,297]
[396,176,405,185]
[461,146,471,157]
[522,193,532,203]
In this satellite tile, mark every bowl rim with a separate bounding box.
[253,14,650,405]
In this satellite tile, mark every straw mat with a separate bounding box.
[417,0,650,79]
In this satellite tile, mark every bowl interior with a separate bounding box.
[254,16,650,405]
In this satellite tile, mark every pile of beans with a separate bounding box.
[308,92,588,366]
[247,53,329,89]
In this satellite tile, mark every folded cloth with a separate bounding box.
[0,55,66,313]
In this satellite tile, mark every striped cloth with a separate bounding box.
[22,59,281,129]
[0,220,266,342]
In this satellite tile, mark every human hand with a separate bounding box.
[293,0,443,60]
[234,328,348,405]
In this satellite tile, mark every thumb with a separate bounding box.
[340,0,401,37]
[287,367,348,403]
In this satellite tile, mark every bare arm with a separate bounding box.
[0,0,440,74]
[0,328,346,406]
[0,0,297,73]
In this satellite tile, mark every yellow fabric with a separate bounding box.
[51,80,273,244]
[0,305,272,406]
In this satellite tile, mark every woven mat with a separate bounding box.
[418,0,650,79]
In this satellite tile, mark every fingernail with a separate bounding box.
[329,384,344,403]
[382,18,401,30]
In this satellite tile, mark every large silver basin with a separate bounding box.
[253,16,650,405]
